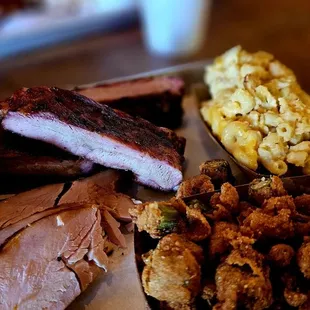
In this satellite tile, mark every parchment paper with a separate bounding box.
[68,94,244,310]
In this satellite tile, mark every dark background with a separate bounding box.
[1,0,310,99]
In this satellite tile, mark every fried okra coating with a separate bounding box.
[242,208,294,239]
[262,196,296,215]
[268,244,295,267]
[237,201,255,225]
[270,176,288,195]
[248,176,287,206]
[176,175,214,198]
[209,193,221,208]
[142,234,203,306]
[282,273,308,308]
[297,242,310,279]
[294,221,310,236]
[201,281,216,306]
[129,199,187,238]
[204,182,240,222]
[209,222,255,260]
[158,233,204,264]
[228,232,255,250]
[208,222,239,258]
[226,243,266,278]
[130,198,211,241]
[185,206,211,241]
[299,294,310,310]
[212,303,224,310]
[284,287,308,308]
[201,193,232,222]
[294,194,310,215]
[242,195,296,240]
[178,199,212,241]
[215,245,273,310]
[283,288,309,309]
[206,204,232,222]
[199,159,234,186]
[219,183,239,213]
[294,196,310,236]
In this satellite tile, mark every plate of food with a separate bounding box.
[0,47,309,310]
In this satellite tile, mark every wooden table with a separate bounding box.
[2,0,310,99]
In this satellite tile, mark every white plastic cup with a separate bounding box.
[138,0,212,57]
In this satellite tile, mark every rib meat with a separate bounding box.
[1,87,185,190]
[0,130,94,177]
[0,147,94,177]
[75,76,185,128]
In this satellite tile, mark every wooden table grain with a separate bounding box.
[1,0,310,99]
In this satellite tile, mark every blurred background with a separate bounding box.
[1,0,310,99]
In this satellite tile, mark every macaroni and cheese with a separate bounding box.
[201,46,310,175]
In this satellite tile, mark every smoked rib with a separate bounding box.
[1,87,185,190]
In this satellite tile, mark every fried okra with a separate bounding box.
[193,193,232,222]
[208,222,239,258]
[242,208,294,240]
[176,174,214,198]
[184,206,211,241]
[199,159,235,186]
[294,194,310,215]
[201,281,217,306]
[129,199,187,238]
[299,294,310,310]
[142,234,203,307]
[268,244,295,267]
[202,183,239,222]
[262,195,296,215]
[219,182,239,213]
[206,200,232,222]
[248,176,287,206]
[135,163,310,309]
[130,198,211,241]
[294,221,310,236]
[281,272,308,308]
[215,244,273,310]
[241,193,298,240]
[297,241,310,279]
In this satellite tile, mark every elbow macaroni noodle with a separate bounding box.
[201,46,310,175]
[221,121,262,171]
